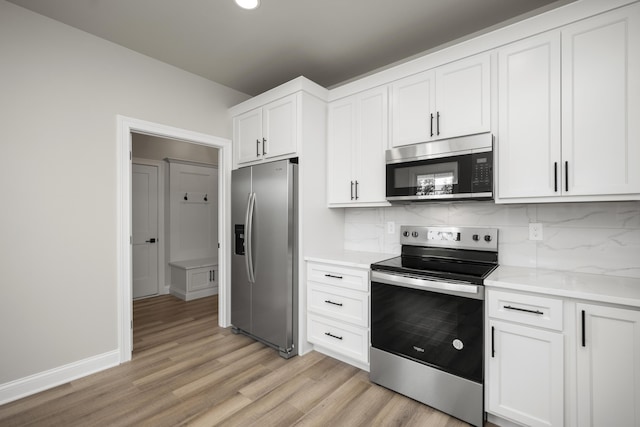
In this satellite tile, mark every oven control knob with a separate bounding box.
[411,231,419,238]
[484,235,492,242]
[472,234,480,241]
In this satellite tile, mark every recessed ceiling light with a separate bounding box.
[235,0,260,10]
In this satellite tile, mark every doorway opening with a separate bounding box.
[117,115,232,363]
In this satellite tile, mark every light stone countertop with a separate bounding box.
[486,265,640,308]
[305,250,397,270]
[168,258,218,269]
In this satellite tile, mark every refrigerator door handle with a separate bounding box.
[245,192,256,283]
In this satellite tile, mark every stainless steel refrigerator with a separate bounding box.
[231,159,298,358]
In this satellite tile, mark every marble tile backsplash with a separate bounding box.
[344,201,640,279]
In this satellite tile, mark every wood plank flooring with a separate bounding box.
[0,295,485,426]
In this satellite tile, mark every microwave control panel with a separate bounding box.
[471,152,493,192]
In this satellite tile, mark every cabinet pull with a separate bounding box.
[491,326,495,358]
[504,305,544,315]
[325,332,343,340]
[355,180,359,200]
[554,162,558,192]
[350,181,354,200]
[256,139,260,157]
[324,300,343,307]
[565,161,569,192]
[430,113,434,137]
[262,137,267,155]
[581,310,586,347]
[325,274,343,279]
[209,270,212,281]
[436,111,440,135]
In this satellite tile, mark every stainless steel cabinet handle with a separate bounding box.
[325,332,343,340]
[324,300,343,307]
[554,162,558,192]
[325,274,343,279]
[355,180,359,200]
[504,305,543,315]
[350,181,354,200]
[565,161,569,192]
[436,111,440,135]
[262,137,267,155]
[256,139,260,157]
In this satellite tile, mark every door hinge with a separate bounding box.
[218,243,220,248]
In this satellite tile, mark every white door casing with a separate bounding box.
[132,164,159,299]
[117,115,232,363]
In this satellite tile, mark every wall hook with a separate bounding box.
[184,193,188,201]
[204,194,208,202]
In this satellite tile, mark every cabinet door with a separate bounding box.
[263,94,297,160]
[355,86,388,204]
[235,107,262,166]
[436,53,491,139]
[390,70,435,147]
[233,108,262,164]
[497,31,561,199]
[576,303,640,427]
[488,320,564,427]
[327,96,356,204]
[562,4,640,196]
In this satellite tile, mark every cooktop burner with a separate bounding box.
[371,225,499,285]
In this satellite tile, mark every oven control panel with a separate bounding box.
[400,225,498,251]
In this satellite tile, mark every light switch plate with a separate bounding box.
[529,223,543,241]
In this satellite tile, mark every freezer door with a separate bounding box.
[251,160,296,350]
[231,166,252,333]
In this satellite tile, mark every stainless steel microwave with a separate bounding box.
[385,132,493,202]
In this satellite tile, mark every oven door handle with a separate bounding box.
[371,270,484,300]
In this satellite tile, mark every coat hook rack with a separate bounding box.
[204,194,208,202]
[184,193,188,201]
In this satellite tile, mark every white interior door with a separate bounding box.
[132,164,159,299]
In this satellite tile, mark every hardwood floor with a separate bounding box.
[0,295,483,426]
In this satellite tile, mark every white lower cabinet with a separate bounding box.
[169,258,218,301]
[306,261,370,369]
[486,290,564,427]
[576,303,640,427]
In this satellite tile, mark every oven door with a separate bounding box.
[370,271,484,383]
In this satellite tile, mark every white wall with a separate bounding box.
[0,0,249,386]
[344,201,640,278]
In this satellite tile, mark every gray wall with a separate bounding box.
[0,0,249,385]
[133,134,219,165]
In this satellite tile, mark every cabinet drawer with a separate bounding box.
[307,262,369,292]
[488,290,563,331]
[308,282,368,327]
[308,314,369,364]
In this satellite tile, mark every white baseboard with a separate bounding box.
[169,287,218,301]
[0,350,120,405]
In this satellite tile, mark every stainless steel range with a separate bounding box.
[370,225,498,427]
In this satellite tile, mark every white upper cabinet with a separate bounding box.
[561,4,640,197]
[435,53,491,139]
[497,3,640,202]
[234,93,297,167]
[327,86,389,207]
[497,31,561,199]
[390,70,435,147]
[390,53,490,148]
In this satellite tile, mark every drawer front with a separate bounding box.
[307,262,369,292]
[488,289,563,331]
[308,314,369,364]
[308,282,368,327]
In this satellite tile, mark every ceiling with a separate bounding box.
[8,0,573,96]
